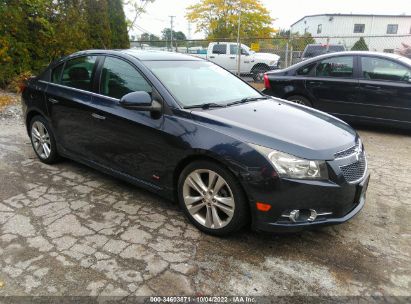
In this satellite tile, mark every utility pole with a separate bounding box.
[236,6,242,76]
[169,15,175,52]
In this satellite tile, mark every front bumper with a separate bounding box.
[250,173,370,233]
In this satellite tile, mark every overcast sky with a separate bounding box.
[125,0,410,39]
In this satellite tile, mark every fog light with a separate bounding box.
[282,209,332,223]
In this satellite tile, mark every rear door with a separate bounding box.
[357,56,411,124]
[45,55,100,157]
[208,44,229,69]
[305,55,360,116]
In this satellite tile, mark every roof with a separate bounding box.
[291,14,411,27]
[67,49,202,62]
[122,49,202,61]
[282,51,411,70]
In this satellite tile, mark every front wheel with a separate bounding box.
[178,160,249,236]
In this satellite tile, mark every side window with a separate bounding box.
[51,63,64,84]
[296,62,316,76]
[229,45,248,55]
[100,57,152,99]
[353,24,365,33]
[387,24,398,34]
[315,56,353,78]
[212,44,227,54]
[361,57,411,82]
[61,56,97,91]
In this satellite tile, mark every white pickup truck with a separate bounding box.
[192,42,280,81]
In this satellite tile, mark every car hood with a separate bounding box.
[189,99,357,160]
[253,52,280,61]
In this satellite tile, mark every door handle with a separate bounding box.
[209,56,215,59]
[307,81,323,86]
[229,56,235,59]
[91,113,106,120]
[48,98,59,104]
[364,84,381,90]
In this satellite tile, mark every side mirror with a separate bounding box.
[119,91,161,113]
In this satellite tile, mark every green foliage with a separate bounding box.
[186,0,275,39]
[0,0,130,87]
[108,0,130,48]
[161,28,187,41]
[351,37,369,51]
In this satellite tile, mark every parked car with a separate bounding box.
[263,51,411,129]
[193,42,280,81]
[22,50,369,236]
[300,44,346,60]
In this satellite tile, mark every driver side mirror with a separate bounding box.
[119,91,162,113]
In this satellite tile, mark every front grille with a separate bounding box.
[334,142,358,159]
[340,153,367,183]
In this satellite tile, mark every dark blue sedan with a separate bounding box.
[22,50,369,235]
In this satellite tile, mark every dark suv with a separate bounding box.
[22,49,369,235]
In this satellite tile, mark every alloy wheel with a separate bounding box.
[182,169,235,229]
[31,121,52,159]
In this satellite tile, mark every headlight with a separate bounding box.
[250,144,328,179]
[269,60,277,66]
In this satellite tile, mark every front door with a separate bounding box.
[305,55,359,117]
[356,56,411,124]
[89,56,165,184]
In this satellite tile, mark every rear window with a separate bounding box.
[212,44,227,54]
[303,45,345,58]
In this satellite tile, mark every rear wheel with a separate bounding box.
[286,95,312,107]
[178,160,248,236]
[30,115,60,164]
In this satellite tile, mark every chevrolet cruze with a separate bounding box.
[22,50,370,235]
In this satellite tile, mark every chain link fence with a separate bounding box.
[130,35,411,83]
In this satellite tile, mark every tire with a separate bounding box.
[286,95,312,107]
[251,64,269,82]
[178,160,249,236]
[29,115,60,164]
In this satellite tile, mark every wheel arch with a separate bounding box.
[25,109,46,135]
[172,153,250,205]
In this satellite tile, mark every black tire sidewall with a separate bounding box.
[29,115,59,164]
[178,160,249,236]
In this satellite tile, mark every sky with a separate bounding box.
[125,0,411,39]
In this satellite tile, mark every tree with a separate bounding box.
[161,28,187,41]
[108,0,130,48]
[85,0,112,48]
[125,0,155,33]
[140,32,160,41]
[351,37,369,51]
[186,0,274,39]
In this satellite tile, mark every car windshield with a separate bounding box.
[144,60,262,107]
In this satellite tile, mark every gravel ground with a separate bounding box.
[0,92,410,298]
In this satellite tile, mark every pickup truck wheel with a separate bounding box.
[251,64,269,82]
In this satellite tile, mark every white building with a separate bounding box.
[290,14,411,52]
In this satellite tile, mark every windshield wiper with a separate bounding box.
[184,103,226,109]
[226,96,267,107]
